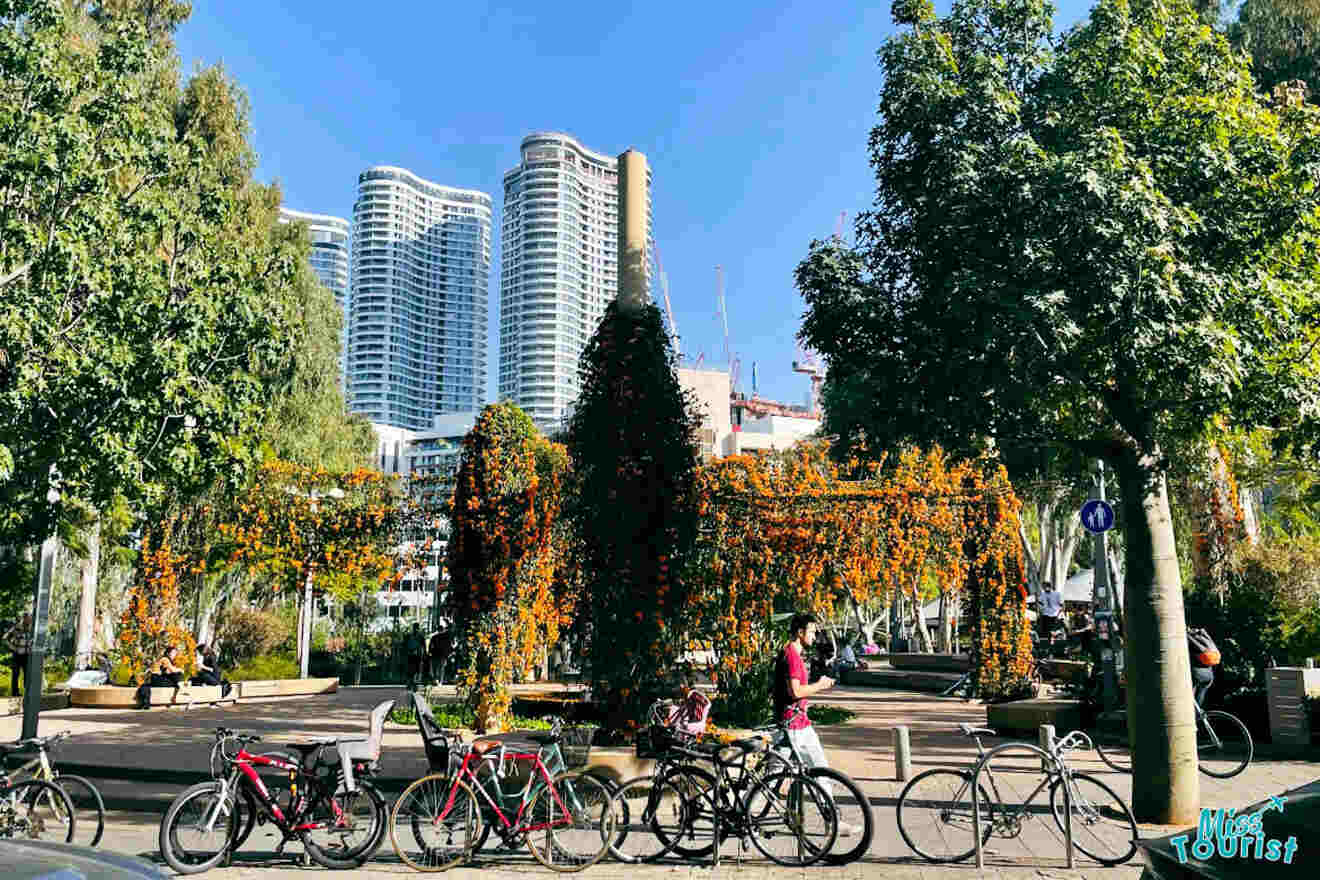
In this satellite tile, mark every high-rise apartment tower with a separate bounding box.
[499,133,651,431]
[278,208,350,384]
[348,166,492,430]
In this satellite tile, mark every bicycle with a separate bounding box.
[748,707,874,865]
[389,718,615,872]
[1091,701,1253,779]
[0,757,76,843]
[204,725,384,859]
[159,719,389,874]
[897,723,1137,866]
[0,731,105,847]
[610,697,838,869]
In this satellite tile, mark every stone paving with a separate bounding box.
[6,683,1317,877]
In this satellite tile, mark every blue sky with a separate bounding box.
[175,1,1093,410]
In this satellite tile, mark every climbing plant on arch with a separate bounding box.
[684,441,1032,702]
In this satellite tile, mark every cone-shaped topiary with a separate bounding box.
[566,301,702,724]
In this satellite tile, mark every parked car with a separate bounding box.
[1138,778,1319,880]
[0,839,166,879]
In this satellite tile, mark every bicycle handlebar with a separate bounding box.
[1054,730,1093,754]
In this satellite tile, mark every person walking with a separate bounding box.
[428,627,450,686]
[404,623,426,692]
[5,613,32,696]
[772,612,857,836]
[1037,581,1065,647]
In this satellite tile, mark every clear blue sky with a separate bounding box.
[175,1,1093,410]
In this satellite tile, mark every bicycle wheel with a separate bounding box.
[745,769,837,866]
[159,781,239,875]
[5,780,75,843]
[390,774,481,871]
[1049,772,1137,865]
[55,774,105,847]
[303,780,387,868]
[896,768,992,863]
[526,770,614,872]
[1198,710,1253,779]
[1093,731,1132,774]
[608,774,693,863]
[806,767,874,865]
[652,764,718,860]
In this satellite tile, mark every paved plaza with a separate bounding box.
[5,683,1316,878]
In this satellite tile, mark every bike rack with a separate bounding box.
[970,741,1073,870]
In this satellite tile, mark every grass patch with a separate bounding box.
[388,701,554,731]
[227,653,299,682]
[807,704,856,725]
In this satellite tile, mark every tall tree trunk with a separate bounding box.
[908,578,934,653]
[74,518,100,670]
[1113,445,1199,825]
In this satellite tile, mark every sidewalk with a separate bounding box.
[9,682,1318,874]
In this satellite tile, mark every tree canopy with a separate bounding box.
[797,0,1320,823]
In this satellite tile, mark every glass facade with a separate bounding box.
[499,133,652,432]
[279,208,351,385]
[348,167,492,431]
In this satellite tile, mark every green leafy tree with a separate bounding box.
[1230,0,1320,99]
[797,0,1320,822]
[565,301,701,723]
[0,1,306,548]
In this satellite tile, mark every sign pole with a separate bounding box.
[1088,462,1120,711]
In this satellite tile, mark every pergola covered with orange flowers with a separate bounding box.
[682,443,1033,701]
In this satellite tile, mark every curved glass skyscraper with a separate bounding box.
[348,166,492,430]
[279,208,350,384]
[499,133,651,431]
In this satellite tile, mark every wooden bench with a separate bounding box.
[236,678,337,699]
[887,653,971,674]
[69,684,236,710]
[986,698,1082,735]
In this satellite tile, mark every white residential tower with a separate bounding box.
[348,166,492,431]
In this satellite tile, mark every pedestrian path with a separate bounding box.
[11,682,1318,875]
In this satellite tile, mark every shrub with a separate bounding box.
[215,607,293,666]
[226,653,298,682]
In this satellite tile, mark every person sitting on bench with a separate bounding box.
[136,644,185,709]
[190,643,232,698]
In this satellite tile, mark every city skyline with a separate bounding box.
[176,3,1094,414]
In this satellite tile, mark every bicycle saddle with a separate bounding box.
[470,739,502,756]
[958,723,997,737]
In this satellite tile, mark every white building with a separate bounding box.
[349,166,492,430]
[676,367,821,458]
[279,208,350,384]
[499,133,652,432]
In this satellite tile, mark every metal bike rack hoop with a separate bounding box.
[970,741,1073,870]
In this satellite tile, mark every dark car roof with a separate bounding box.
[1139,778,1320,880]
[0,839,167,880]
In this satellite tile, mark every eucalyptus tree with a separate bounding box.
[797,0,1320,822]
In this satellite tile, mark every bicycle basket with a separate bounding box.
[561,726,594,768]
[635,723,678,759]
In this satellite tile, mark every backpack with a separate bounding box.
[1187,627,1221,667]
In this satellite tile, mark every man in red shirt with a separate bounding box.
[773,612,857,835]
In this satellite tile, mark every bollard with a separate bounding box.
[1039,723,1056,773]
[894,725,912,781]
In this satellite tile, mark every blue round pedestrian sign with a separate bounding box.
[1080,499,1115,534]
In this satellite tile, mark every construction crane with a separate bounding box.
[653,243,680,357]
[834,210,848,241]
[715,265,731,365]
[792,345,826,419]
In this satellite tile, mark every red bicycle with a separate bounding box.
[159,714,390,874]
[389,718,614,873]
